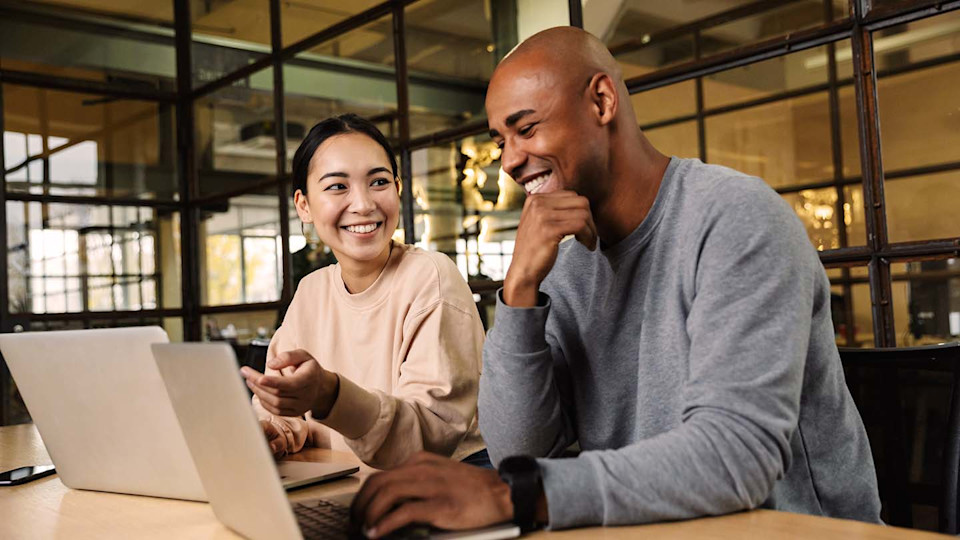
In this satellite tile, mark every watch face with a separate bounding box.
[498,455,540,475]
[498,456,542,533]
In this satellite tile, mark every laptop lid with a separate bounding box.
[0,327,206,501]
[152,342,357,540]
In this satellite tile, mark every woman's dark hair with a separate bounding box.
[291,113,398,197]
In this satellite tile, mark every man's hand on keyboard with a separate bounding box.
[350,452,513,539]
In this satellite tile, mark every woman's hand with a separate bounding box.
[242,349,341,419]
[260,420,286,458]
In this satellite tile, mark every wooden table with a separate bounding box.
[0,424,947,539]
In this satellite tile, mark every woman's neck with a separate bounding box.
[337,241,394,294]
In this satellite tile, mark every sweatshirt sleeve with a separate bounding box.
[478,291,577,465]
[537,184,817,529]
[318,299,484,469]
[251,322,312,456]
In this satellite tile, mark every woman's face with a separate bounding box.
[294,132,400,266]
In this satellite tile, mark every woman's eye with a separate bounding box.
[323,183,347,191]
[371,178,392,187]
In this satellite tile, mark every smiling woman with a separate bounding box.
[241,114,490,470]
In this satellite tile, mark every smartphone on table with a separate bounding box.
[0,465,56,486]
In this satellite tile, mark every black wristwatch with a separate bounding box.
[498,455,543,533]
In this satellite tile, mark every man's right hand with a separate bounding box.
[503,190,597,307]
[260,420,286,458]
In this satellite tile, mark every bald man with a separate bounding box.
[350,27,881,537]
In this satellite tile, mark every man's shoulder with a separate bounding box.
[675,158,773,204]
[671,158,791,227]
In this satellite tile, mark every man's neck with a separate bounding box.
[594,140,670,247]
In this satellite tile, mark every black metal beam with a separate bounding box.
[270,0,293,305]
[625,20,853,95]
[851,14,895,347]
[0,83,9,425]
[610,0,812,57]
[392,2,416,244]
[4,192,181,209]
[0,69,177,103]
[174,0,201,342]
[198,301,283,314]
[408,120,489,151]
[568,0,583,29]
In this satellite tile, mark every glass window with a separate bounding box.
[281,1,386,47]
[0,6,175,90]
[405,0,502,138]
[782,185,865,251]
[884,171,960,244]
[298,13,394,67]
[200,188,283,307]
[701,1,828,57]
[597,1,837,79]
[875,11,960,173]
[410,133,520,282]
[613,35,695,80]
[284,15,398,170]
[877,61,960,173]
[706,92,833,188]
[202,310,279,343]
[19,0,174,24]
[703,45,835,110]
[643,121,699,160]
[632,80,696,126]
[826,264,872,347]
[891,259,960,346]
[191,0,269,87]
[3,85,178,200]
[6,201,181,313]
[837,85,862,178]
[194,67,277,196]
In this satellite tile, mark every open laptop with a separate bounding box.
[152,342,520,540]
[0,326,355,502]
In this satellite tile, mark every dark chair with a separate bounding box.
[243,338,270,375]
[840,343,960,534]
[236,338,270,397]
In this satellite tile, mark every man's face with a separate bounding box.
[485,60,599,198]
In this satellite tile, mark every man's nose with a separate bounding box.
[500,143,527,181]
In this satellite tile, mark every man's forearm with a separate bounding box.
[538,410,787,530]
[479,292,573,464]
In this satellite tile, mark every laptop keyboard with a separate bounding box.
[294,499,352,540]
[294,498,433,540]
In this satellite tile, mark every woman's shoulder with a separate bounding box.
[291,264,338,299]
[393,244,474,306]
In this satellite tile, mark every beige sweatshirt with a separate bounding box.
[253,242,486,469]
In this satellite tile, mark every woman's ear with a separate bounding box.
[395,176,403,196]
[293,189,313,224]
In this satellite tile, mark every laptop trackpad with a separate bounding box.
[277,460,359,490]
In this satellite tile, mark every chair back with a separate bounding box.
[840,343,960,533]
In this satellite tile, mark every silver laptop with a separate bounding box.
[152,342,519,540]
[0,326,206,501]
[0,326,355,504]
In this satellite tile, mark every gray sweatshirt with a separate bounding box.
[479,157,881,529]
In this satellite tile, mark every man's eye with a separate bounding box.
[519,124,535,135]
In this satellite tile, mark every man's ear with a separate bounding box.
[588,72,619,126]
[293,189,313,223]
